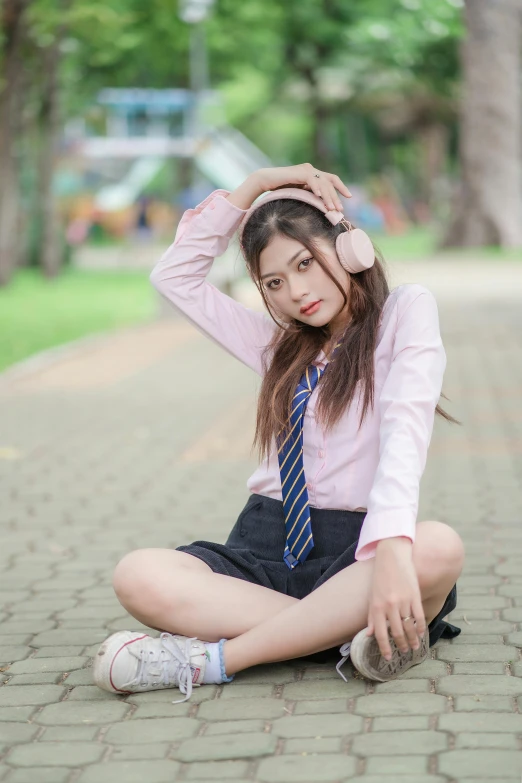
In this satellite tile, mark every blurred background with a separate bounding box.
[0,0,521,372]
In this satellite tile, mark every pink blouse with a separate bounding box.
[150,189,446,560]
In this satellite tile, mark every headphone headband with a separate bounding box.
[236,186,374,275]
[237,187,351,249]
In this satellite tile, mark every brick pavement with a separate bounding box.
[0,259,522,782]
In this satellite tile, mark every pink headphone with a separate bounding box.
[237,187,375,274]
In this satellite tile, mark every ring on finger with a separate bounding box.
[401,615,413,623]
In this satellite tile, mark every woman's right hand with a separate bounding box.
[254,164,351,213]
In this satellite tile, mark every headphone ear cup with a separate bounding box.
[336,228,375,273]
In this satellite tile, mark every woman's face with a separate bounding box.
[258,234,350,331]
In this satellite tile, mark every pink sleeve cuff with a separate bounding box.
[355,510,416,560]
[174,190,247,246]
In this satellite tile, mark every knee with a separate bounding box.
[112,549,161,612]
[415,521,465,589]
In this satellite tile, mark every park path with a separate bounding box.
[0,258,522,782]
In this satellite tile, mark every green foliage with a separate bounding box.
[0,268,155,372]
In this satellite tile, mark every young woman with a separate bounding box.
[93,163,464,704]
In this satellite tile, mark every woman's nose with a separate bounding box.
[289,283,309,301]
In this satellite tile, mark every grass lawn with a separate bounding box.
[1,231,519,374]
[374,227,522,262]
[0,267,156,374]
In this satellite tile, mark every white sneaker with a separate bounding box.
[336,626,429,683]
[92,631,209,704]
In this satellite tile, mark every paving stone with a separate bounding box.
[67,685,121,701]
[458,596,509,610]
[232,664,296,684]
[104,717,199,744]
[374,679,430,693]
[283,737,341,754]
[0,707,35,723]
[5,769,71,783]
[197,698,288,721]
[76,760,180,783]
[292,699,349,715]
[205,719,266,735]
[220,682,275,699]
[337,778,447,783]
[439,713,522,732]
[35,700,130,724]
[0,648,31,664]
[354,694,447,716]
[174,732,277,762]
[436,645,518,662]
[452,662,507,675]
[124,685,218,704]
[438,749,522,777]
[109,743,169,760]
[6,741,105,766]
[63,668,94,686]
[33,646,85,658]
[506,632,522,647]
[454,695,515,712]
[372,716,431,731]
[502,608,522,622]
[352,730,447,756]
[271,713,362,738]
[5,673,62,685]
[0,724,39,744]
[0,621,54,635]
[30,630,107,647]
[401,660,448,678]
[365,755,429,773]
[282,679,365,700]
[437,675,522,695]
[452,621,514,635]
[40,725,98,741]
[7,657,87,674]
[0,685,65,707]
[184,760,250,779]
[455,732,519,749]
[131,702,191,719]
[442,634,505,644]
[256,753,355,781]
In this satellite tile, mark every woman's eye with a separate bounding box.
[267,279,281,290]
[298,257,313,270]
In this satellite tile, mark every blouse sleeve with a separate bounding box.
[149,189,277,376]
[355,286,447,560]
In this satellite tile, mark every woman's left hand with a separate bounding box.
[367,537,426,660]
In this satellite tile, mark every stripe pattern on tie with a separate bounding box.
[276,341,343,570]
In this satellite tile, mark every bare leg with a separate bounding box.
[113,521,464,675]
[113,548,298,639]
[223,522,464,675]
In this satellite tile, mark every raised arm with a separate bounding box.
[149,174,277,376]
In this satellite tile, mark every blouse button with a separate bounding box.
[306,482,312,490]
[318,450,325,458]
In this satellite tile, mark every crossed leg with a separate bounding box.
[113,520,464,676]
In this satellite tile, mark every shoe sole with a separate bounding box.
[92,632,148,694]
[350,627,429,682]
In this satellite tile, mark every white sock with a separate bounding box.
[201,639,234,684]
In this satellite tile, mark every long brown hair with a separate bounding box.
[240,197,459,463]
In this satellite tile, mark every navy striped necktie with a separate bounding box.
[276,340,343,570]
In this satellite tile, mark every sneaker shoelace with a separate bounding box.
[122,633,199,704]
[335,642,352,682]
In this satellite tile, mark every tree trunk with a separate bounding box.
[416,122,449,213]
[37,35,64,278]
[443,0,522,248]
[0,0,29,286]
